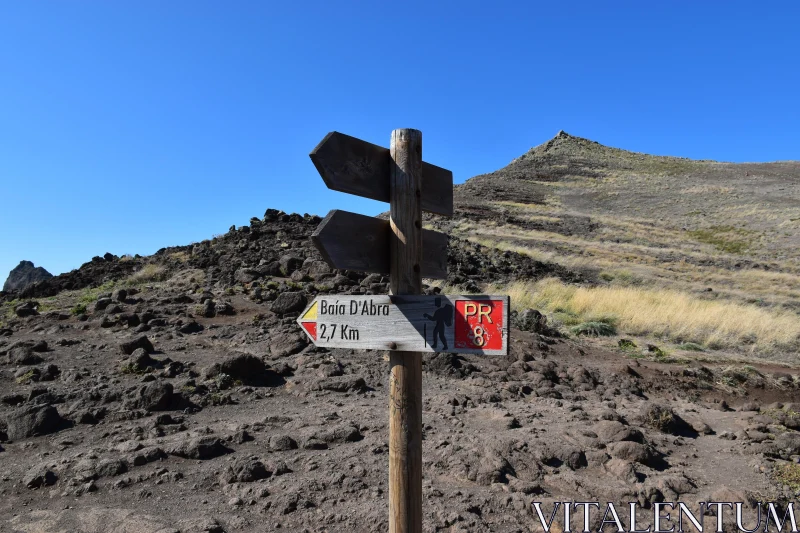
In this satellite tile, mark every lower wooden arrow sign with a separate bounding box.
[311,210,448,279]
[297,295,509,355]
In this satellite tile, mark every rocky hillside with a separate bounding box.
[2,137,800,532]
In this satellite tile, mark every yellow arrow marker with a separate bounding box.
[302,301,318,321]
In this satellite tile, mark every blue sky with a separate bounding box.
[1,1,798,278]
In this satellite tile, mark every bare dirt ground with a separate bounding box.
[3,280,800,533]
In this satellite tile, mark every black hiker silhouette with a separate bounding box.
[423,297,453,350]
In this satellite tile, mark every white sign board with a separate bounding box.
[296,295,509,355]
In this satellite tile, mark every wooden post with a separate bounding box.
[388,128,423,533]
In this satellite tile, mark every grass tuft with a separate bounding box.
[571,321,617,337]
[128,264,167,284]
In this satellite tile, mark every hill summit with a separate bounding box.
[2,260,52,292]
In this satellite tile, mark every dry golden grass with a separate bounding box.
[128,264,167,283]
[456,210,800,309]
[492,278,800,354]
[168,251,190,263]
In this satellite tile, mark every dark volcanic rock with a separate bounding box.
[24,464,58,488]
[178,321,204,334]
[137,381,174,411]
[3,261,53,292]
[14,301,40,318]
[425,352,475,378]
[168,436,232,460]
[221,456,271,483]
[120,335,155,355]
[7,345,44,365]
[279,255,304,276]
[270,291,307,315]
[5,405,70,440]
[269,434,298,451]
[205,354,283,386]
[315,375,368,393]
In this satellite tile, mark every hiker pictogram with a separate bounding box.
[423,296,453,350]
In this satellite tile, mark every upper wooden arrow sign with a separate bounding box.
[310,131,454,217]
[312,209,448,279]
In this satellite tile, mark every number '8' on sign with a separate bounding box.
[454,300,504,351]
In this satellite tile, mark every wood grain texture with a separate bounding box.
[310,131,453,216]
[311,209,448,279]
[295,295,510,355]
[388,128,423,533]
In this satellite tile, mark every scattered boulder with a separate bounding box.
[315,375,368,393]
[201,299,216,318]
[137,381,173,411]
[639,403,697,437]
[5,404,70,440]
[120,335,154,355]
[314,424,363,444]
[269,434,298,451]
[112,288,128,302]
[23,464,58,489]
[514,309,552,334]
[593,420,644,444]
[234,268,261,284]
[425,352,475,378]
[538,443,587,470]
[205,354,284,387]
[221,456,271,483]
[94,297,113,312]
[270,292,307,315]
[31,341,48,352]
[279,255,304,276]
[7,345,44,365]
[168,436,232,460]
[124,348,158,372]
[269,333,307,358]
[128,446,167,466]
[178,321,204,334]
[607,441,655,466]
[14,301,39,318]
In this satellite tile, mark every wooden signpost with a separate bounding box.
[307,129,509,533]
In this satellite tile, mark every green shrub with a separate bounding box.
[618,338,637,350]
[571,321,617,337]
[678,342,705,352]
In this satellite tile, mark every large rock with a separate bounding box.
[607,441,655,466]
[23,464,58,489]
[270,292,307,315]
[6,345,44,365]
[168,436,231,460]
[5,405,69,440]
[120,335,155,355]
[3,260,53,292]
[221,456,271,483]
[279,255,304,276]
[137,381,173,411]
[14,301,40,318]
[205,354,284,387]
[593,420,644,444]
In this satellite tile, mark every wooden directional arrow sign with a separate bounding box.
[310,131,454,216]
[297,295,509,356]
[312,210,448,279]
